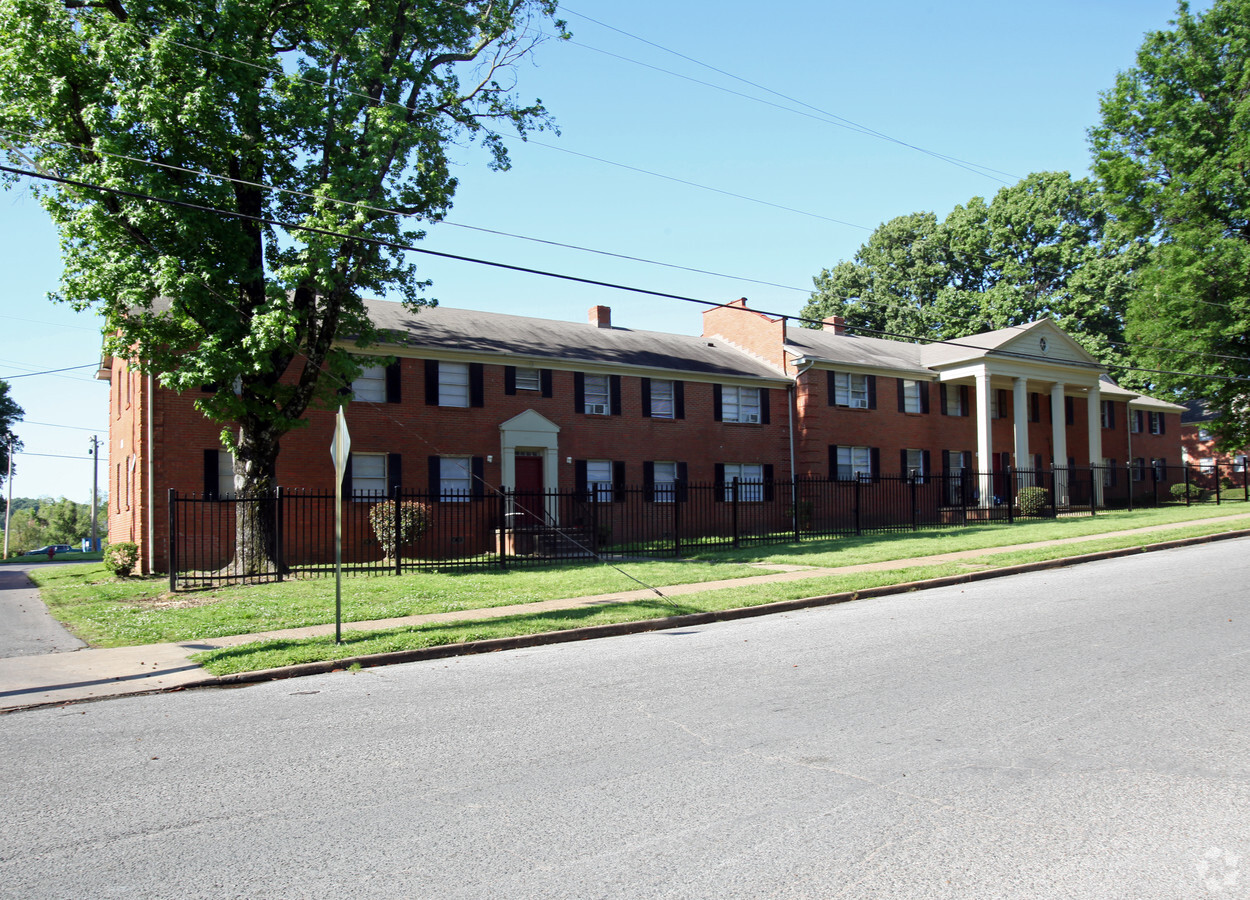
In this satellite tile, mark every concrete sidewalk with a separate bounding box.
[3,514,1249,712]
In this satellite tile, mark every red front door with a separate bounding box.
[514,456,544,526]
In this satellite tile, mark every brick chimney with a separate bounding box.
[823,315,846,335]
[589,305,612,328]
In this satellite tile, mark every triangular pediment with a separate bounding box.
[921,319,1103,372]
[499,409,560,435]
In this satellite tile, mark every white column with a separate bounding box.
[1051,382,1068,505]
[975,369,994,506]
[1087,382,1103,507]
[1012,377,1029,470]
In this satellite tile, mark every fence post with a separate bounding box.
[168,489,177,592]
[1127,464,1134,512]
[274,487,284,582]
[732,477,740,548]
[960,468,968,525]
[392,485,402,575]
[911,473,918,531]
[673,487,682,557]
[1048,467,1057,518]
[498,489,508,570]
[1006,467,1015,525]
[1215,463,1222,505]
[1244,461,1248,502]
[854,475,862,536]
[1090,467,1096,517]
[1184,463,1191,507]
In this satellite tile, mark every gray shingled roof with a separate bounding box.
[365,300,787,381]
[785,328,931,377]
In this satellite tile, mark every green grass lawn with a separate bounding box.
[25,504,1250,674]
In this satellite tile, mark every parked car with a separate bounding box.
[25,544,75,557]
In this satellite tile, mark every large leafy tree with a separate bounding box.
[802,172,1149,386]
[0,379,23,492]
[0,0,564,569]
[1090,0,1250,447]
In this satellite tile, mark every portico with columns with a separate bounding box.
[924,320,1108,506]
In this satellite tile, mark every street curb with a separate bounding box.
[198,526,1250,689]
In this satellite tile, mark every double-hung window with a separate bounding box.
[945,387,965,416]
[721,463,763,501]
[904,449,925,482]
[352,453,387,498]
[584,375,611,415]
[722,386,761,423]
[833,372,870,408]
[352,365,387,402]
[1100,400,1116,429]
[585,459,614,502]
[439,456,473,500]
[901,380,922,414]
[1130,410,1143,433]
[514,367,541,392]
[1133,458,1146,482]
[835,446,872,481]
[439,362,470,407]
[651,461,678,502]
[649,380,675,419]
[1149,412,1164,435]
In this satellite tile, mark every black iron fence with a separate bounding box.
[168,461,1247,589]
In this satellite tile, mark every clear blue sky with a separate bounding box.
[0,0,1195,501]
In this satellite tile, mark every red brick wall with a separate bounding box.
[701,299,790,374]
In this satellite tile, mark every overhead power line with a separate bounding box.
[3,161,1244,385]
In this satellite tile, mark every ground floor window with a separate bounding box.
[721,463,764,501]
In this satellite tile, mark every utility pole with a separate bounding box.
[3,435,12,560]
[87,435,100,552]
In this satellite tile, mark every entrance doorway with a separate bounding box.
[514,454,545,526]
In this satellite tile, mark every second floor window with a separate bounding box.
[901,380,922,414]
[833,372,870,408]
[722,386,761,423]
[439,362,470,407]
[1149,412,1165,435]
[352,364,387,402]
[584,374,610,414]
[649,379,675,418]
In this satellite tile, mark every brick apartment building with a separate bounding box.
[1179,399,1249,489]
[100,298,1183,573]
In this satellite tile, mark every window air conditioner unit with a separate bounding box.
[743,413,760,423]
[587,403,609,415]
[851,399,868,409]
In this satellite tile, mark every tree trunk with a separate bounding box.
[230,424,281,576]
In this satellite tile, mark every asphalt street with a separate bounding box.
[1,540,1247,899]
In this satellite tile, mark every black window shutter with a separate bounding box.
[713,463,726,501]
[760,388,771,424]
[424,360,439,406]
[922,450,931,475]
[203,449,218,498]
[964,449,973,472]
[610,375,622,416]
[1109,459,1118,486]
[870,448,880,483]
[1160,414,1167,435]
[471,456,485,499]
[1065,396,1074,425]
[900,448,908,475]
[713,384,723,421]
[1030,392,1040,423]
[959,385,970,417]
[540,369,553,398]
[942,449,952,473]
[897,379,905,413]
[388,453,402,495]
[1034,453,1043,471]
[574,460,588,496]
[763,463,775,501]
[642,460,655,497]
[827,370,836,406]
[504,366,517,395]
[676,462,688,501]
[940,383,949,416]
[469,363,484,408]
[1108,402,1116,429]
[867,375,877,410]
[997,389,1007,418]
[920,382,930,414]
[574,372,585,413]
[427,456,441,501]
[386,362,401,403]
[674,381,685,419]
[641,378,652,417]
[612,460,626,501]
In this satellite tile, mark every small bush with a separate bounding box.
[368,500,432,560]
[1017,486,1049,517]
[103,542,140,577]
[1169,483,1207,503]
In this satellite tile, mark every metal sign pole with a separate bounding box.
[330,408,351,645]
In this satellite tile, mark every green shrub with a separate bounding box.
[1017,486,1049,517]
[102,542,139,577]
[368,500,432,560]
[1169,483,1207,503]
